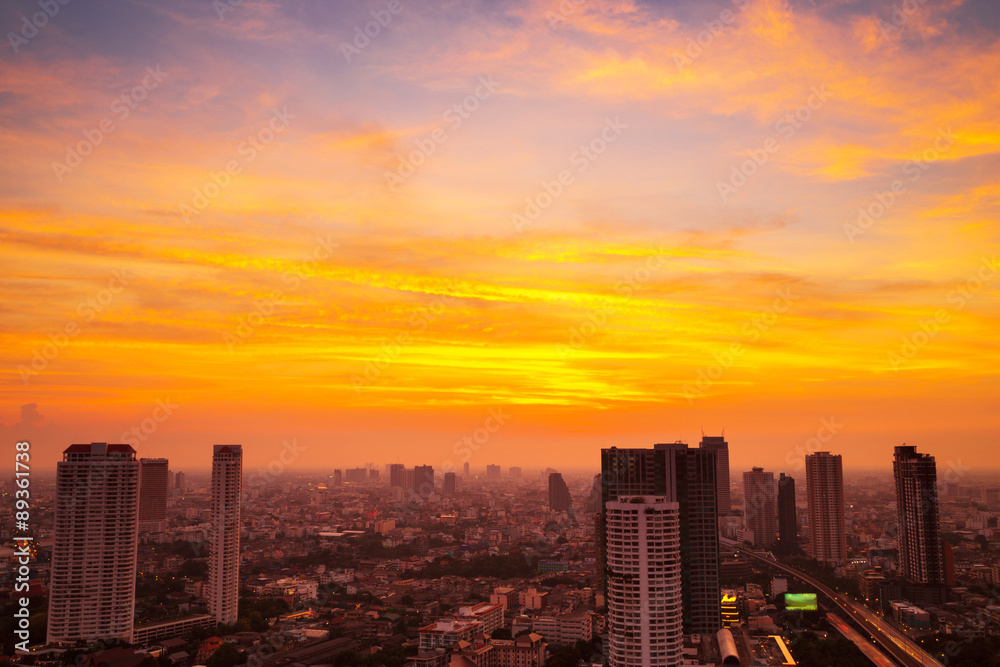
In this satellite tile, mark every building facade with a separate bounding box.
[208,444,242,625]
[893,445,946,606]
[776,473,799,555]
[699,435,731,515]
[605,496,683,667]
[805,452,846,564]
[742,467,777,548]
[48,443,140,643]
[138,457,169,532]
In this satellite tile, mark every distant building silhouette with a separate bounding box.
[208,445,242,625]
[894,445,947,606]
[806,452,846,565]
[776,473,799,555]
[486,464,502,481]
[48,443,140,644]
[443,471,458,495]
[743,467,776,548]
[413,465,435,496]
[548,472,572,512]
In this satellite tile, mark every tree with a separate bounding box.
[547,645,582,667]
[206,643,242,667]
[181,559,208,577]
[400,594,414,606]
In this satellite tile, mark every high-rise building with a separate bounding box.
[601,445,721,634]
[413,465,435,496]
[742,467,776,548]
[208,445,242,625]
[138,457,169,532]
[175,470,186,493]
[443,471,458,495]
[549,472,572,512]
[389,463,406,489]
[48,443,140,643]
[486,464,502,481]
[805,452,846,565]
[776,473,799,555]
[893,445,946,606]
[463,461,470,477]
[699,435,730,515]
[605,496,683,667]
[345,467,367,484]
[509,466,522,480]
[332,469,342,486]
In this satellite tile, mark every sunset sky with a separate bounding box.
[1,0,998,475]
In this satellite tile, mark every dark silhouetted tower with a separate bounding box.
[894,445,946,606]
[549,472,572,512]
[776,473,799,555]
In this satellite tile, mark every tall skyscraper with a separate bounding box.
[413,465,434,496]
[548,472,572,512]
[332,468,342,486]
[605,496,683,667]
[509,466,522,479]
[48,443,140,644]
[805,452,846,565]
[742,467,776,548]
[699,435,730,515]
[893,445,946,606]
[389,463,406,489]
[486,464,501,481]
[208,445,242,626]
[138,457,169,532]
[776,473,799,555]
[175,470,186,493]
[601,445,721,634]
[463,461,470,477]
[443,471,458,495]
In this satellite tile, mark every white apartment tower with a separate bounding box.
[208,445,242,625]
[47,443,140,643]
[606,496,683,667]
[805,452,847,565]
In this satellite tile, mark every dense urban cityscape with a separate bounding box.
[3,1,999,666]
[4,437,1000,666]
